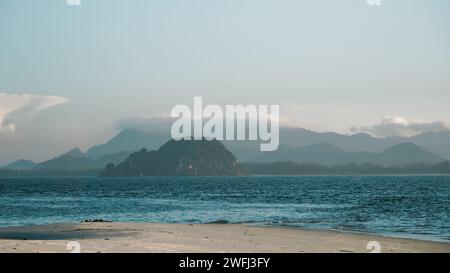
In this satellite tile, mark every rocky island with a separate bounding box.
[101,138,243,176]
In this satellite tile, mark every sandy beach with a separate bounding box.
[0,222,448,253]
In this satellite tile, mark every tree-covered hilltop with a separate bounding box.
[101,138,244,176]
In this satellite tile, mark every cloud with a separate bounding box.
[351,116,449,137]
[116,112,281,137]
[0,92,70,132]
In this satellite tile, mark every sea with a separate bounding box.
[0,175,449,242]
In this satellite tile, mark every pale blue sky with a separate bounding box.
[0,0,449,163]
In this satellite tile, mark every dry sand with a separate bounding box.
[0,222,448,253]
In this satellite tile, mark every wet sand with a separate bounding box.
[0,222,448,253]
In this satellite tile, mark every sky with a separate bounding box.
[0,0,449,164]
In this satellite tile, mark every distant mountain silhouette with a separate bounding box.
[377,143,443,165]
[63,148,85,158]
[408,130,450,160]
[34,151,129,171]
[280,128,399,152]
[86,129,168,159]
[95,151,130,167]
[226,128,450,162]
[1,159,36,170]
[35,155,97,171]
[6,127,448,173]
[280,128,450,160]
[101,138,243,176]
[68,128,450,163]
[254,142,443,166]
[31,129,168,171]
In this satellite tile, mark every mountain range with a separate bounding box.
[2,128,450,171]
[228,128,450,162]
[279,128,450,158]
[0,159,37,170]
[85,129,168,159]
[253,142,443,166]
[7,130,167,171]
[33,149,130,171]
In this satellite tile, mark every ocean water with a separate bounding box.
[0,176,449,242]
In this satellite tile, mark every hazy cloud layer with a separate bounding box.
[0,92,70,132]
[117,112,280,137]
[116,116,175,135]
[351,116,449,137]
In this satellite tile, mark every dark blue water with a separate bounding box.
[0,176,449,242]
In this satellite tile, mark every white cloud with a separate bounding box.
[351,116,449,137]
[0,92,70,132]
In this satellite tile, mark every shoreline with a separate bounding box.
[249,223,450,244]
[0,222,449,253]
[1,221,448,244]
